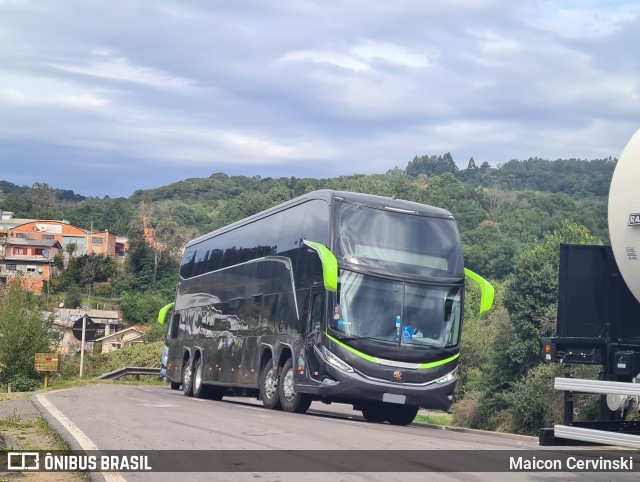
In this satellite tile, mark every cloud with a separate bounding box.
[49,53,196,91]
[351,41,434,68]
[279,40,433,73]
[279,50,373,73]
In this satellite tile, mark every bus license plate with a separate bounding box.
[382,393,406,404]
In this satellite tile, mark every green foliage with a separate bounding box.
[65,286,83,309]
[502,363,565,435]
[8,374,42,392]
[57,254,117,291]
[0,281,58,385]
[119,292,165,326]
[503,221,599,377]
[59,341,163,378]
[406,153,458,177]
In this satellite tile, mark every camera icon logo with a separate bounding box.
[7,452,40,471]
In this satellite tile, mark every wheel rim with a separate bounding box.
[282,368,296,401]
[194,362,201,391]
[264,369,277,399]
[184,364,191,388]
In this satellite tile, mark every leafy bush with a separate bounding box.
[452,394,482,428]
[0,281,58,384]
[8,374,41,392]
[503,363,565,435]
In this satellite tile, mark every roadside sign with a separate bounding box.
[34,353,60,372]
[73,316,96,341]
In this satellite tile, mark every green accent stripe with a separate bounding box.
[464,268,495,314]
[326,333,378,363]
[326,332,460,369]
[157,302,175,325]
[417,353,459,369]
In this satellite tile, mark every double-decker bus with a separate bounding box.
[160,190,493,425]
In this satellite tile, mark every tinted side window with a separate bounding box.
[278,204,305,254]
[243,296,261,331]
[291,289,309,335]
[309,290,325,333]
[180,249,196,279]
[303,199,330,246]
[275,291,297,334]
[259,294,278,336]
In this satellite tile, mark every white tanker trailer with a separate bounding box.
[540,128,640,448]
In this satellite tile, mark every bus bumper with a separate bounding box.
[301,363,455,411]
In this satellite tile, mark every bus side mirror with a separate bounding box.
[158,302,175,324]
[303,240,338,293]
[464,269,494,315]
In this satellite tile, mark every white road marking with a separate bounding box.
[36,393,127,482]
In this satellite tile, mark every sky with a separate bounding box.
[1,0,639,198]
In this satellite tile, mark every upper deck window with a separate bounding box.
[334,201,463,278]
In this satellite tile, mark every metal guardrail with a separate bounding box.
[554,377,640,396]
[554,425,640,449]
[99,366,162,379]
[553,377,640,449]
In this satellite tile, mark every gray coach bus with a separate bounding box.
[161,189,493,425]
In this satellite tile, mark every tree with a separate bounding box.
[0,280,58,385]
[405,153,459,178]
[502,221,600,378]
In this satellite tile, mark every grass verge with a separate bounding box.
[414,413,453,426]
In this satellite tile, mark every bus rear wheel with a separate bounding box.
[192,358,206,398]
[192,357,225,401]
[278,358,312,414]
[259,362,282,410]
[361,402,386,423]
[385,405,418,426]
[170,381,181,390]
[182,359,194,397]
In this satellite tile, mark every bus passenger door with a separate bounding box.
[301,287,324,382]
[167,312,182,382]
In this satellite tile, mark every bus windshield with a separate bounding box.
[335,202,463,278]
[329,270,462,349]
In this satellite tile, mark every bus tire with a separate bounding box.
[385,405,418,426]
[259,362,282,410]
[278,358,312,414]
[361,402,386,423]
[192,357,206,399]
[182,359,194,397]
[170,381,181,390]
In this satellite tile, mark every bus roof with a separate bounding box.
[186,189,455,248]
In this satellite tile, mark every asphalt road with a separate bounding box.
[33,384,638,482]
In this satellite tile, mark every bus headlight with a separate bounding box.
[322,347,354,373]
[435,368,458,385]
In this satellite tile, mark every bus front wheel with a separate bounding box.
[361,402,386,423]
[385,405,418,426]
[278,358,312,414]
[259,362,282,410]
